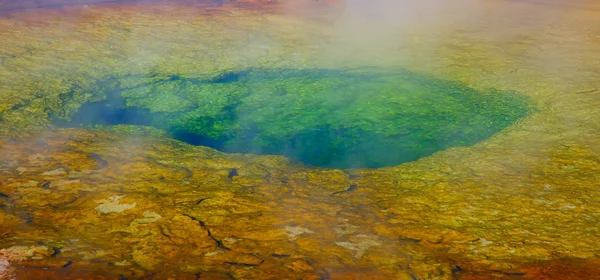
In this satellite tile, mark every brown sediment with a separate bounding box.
[1,0,599,279]
[453,258,600,280]
[520,258,600,280]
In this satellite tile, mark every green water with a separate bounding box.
[61,68,533,168]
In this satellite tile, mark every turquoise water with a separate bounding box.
[59,68,532,168]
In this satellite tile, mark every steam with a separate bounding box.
[277,0,470,68]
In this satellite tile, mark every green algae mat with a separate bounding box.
[35,68,531,168]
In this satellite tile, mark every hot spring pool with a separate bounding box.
[56,68,532,168]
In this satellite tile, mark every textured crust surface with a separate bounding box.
[0,0,599,279]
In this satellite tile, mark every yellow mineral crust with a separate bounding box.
[0,0,599,279]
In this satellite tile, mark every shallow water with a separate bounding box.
[1,0,599,279]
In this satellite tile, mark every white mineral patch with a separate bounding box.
[134,211,162,223]
[479,238,493,246]
[284,226,314,241]
[115,260,131,266]
[95,196,136,214]
[335,234,381,259]
[224,237,240,244]
[204,249,225,256]
[42,168,67,176]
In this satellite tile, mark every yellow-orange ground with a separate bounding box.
[0,0,599,279]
